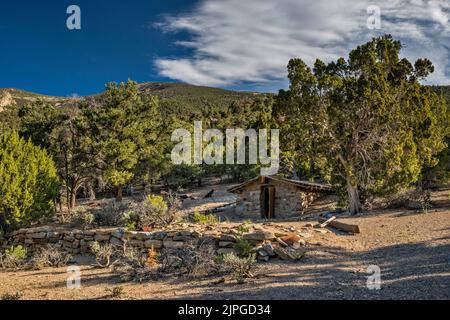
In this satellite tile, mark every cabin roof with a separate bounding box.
[227,176,332,193]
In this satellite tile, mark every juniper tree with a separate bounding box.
[0,131,60,231]
[79,80,165,201]
[275,35,449,214]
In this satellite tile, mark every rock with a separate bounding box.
[110,237,123,246]
[219,241,235,248]
[273,247,305,261]
[111,230,125,239]
[152,231,167,240]
[178,230,193,237]
[94,234,111,241]
[313,229,328,234]
[144,239,163,249]
[243,230,275,241]
[173,235,194,241]
[163,240,185,249]
[281,234,306,249]
[135,232,152,241]
[262,242,275,256]
[64,235,75,242]
[220,234,237,242]
[217,248,235,255]
[31,232,47,239]
[275,237,289,247]
[257,249,269,257]
[129,239,144,247]
[304,223,314,228]
[257,255,270,262]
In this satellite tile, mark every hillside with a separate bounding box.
[0,89,69,111]
[0,83,267,115]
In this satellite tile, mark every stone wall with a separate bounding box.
[0,226,280,259]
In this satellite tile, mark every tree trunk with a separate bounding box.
[70,192,77,209]
[347,181,362,215]
[116,185,123,202]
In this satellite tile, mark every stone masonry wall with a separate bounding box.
[0,225,279,259]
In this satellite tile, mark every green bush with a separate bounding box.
[221,253,256,283]
[192,211,219,225]
[233,238,253,257]
[126,194,176,229]
[0,131,60,231]
[236,220,252,234]
[0,245,28,269]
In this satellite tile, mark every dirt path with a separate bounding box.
[1,207,449,300]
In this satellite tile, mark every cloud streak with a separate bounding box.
[155,0,450,88]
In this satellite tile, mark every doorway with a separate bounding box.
[261,186,275,219]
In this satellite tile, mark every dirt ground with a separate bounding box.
[1,190,449,300]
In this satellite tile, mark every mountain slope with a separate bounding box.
[0,82,267,115]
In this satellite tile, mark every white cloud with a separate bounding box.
[155,0,450,87]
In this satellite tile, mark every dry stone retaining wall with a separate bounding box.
[1,226,281,259]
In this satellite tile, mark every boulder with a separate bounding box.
[243,230,275,241]
[163,240,185,249]
[144,239,163,249]
[262,242,275,256]
[219,241,235,248]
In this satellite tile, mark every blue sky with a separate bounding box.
[0,0,449,96]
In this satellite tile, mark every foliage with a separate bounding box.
[112,245,157,282]
[78,80,167,201]
[236,220,253,234]
[275,35,449,213]
[69,206,95,229]
[105,286,124,298]
[0,245,28,269]
[90,242,115,268]
[31,245,72,270]
[0,131,60,231]
[221,252,256,283]
[94,201,130,227]
[158,244,220,277]
[125,194,177,230]
[233,238,253,257]
[192,211,220,225]
[0,292,23,300]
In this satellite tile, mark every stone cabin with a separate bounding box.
[228,176,331,219]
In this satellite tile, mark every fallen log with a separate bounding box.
[316,216,336,228]
[318,218,360,234]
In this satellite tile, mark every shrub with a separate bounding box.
[105,286,124,298]
[31,245,73,269]
[90,242,115,267]
[158,244,220,277]
[0,131,60,232]
[221,253,256,283]
[70,206,95,229]
[233,238,253,257]
[1,292,23,300]
[94,201,129,227]
[126,194,178,230]
[112,246,157,282]
[0,245,28,269]
[192,211,219,225]
[236,220,252,234]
